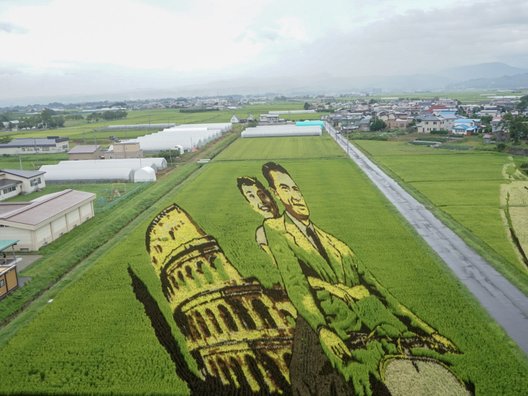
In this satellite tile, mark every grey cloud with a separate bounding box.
[0,21,27,34]
[259,0,528,78]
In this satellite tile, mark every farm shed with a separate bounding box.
[107,142,143,159]
[0,240,19,299]
[0,169,46,201]
[68,145,102,160]
[0,189,95,251]
[241,125,322,138]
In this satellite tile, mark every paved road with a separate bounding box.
[326,123,528,355]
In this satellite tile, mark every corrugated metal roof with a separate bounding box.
[0,203,29,215]
[0,240,18,251]
[0,189,95,227]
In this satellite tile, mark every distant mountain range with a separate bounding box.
[440,62,527,81]
[171,62,528,96]
[2,62,527,107]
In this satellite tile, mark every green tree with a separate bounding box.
[369,117,386,131]
[480,115,493,134]
[503,113,528,143]
[517,95,528,112]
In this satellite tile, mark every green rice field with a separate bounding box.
[352,140,528,291]
[0,135,526,394]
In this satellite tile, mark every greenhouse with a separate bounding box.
[241,125,322,138]
[132,167,156,182]
[56,158,167,170]
[123,123,232,152]
[296,120,325,127]
[39,161,160,183]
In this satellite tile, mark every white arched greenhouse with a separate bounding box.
[39,163,158,183]
[57,158,167,171]
[122,123,232,152]
[133,167,157,182]
[39,166,136,182]
[241,125,322,138]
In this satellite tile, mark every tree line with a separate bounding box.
[86,110,128,123]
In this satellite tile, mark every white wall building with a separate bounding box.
[0,169,46,201]
[416,115,445,133]
[0,189,96,251]
[0,137,69,155]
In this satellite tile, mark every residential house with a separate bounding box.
[435,111,458,131]
[259,114,281,124]
[358,116,372,132]
[385,113,412,129]
[416,114,445,133]
[452,118,479,135]
[0,169,46,201]
[1,120,19,131]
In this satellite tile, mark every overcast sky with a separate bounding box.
[1,0,527,104]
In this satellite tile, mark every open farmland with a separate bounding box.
[0,152,67,170]
[352,140,528,291]
[0,134,526,394]
[0,129,239,326]
[215,134,345,161]
[10,105,327,144]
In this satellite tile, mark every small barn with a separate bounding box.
[108,142,143,159]
[68,145,102,160]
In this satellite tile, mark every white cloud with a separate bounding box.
[0,0,272,72]
[0,0,527,102]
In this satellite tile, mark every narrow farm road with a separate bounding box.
[326,123,528,355]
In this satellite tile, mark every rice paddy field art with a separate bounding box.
[0,136,526,395]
